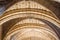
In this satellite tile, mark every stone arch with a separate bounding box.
[0,0,60,40]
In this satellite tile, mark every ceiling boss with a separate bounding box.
[0,0,60,40]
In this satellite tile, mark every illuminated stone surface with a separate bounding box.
[0,0,60,40]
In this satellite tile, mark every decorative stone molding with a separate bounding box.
[0,0,60,40]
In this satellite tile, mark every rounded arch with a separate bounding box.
[0,8,60,40]
[0,1,60,40]
[4,0,60,19]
